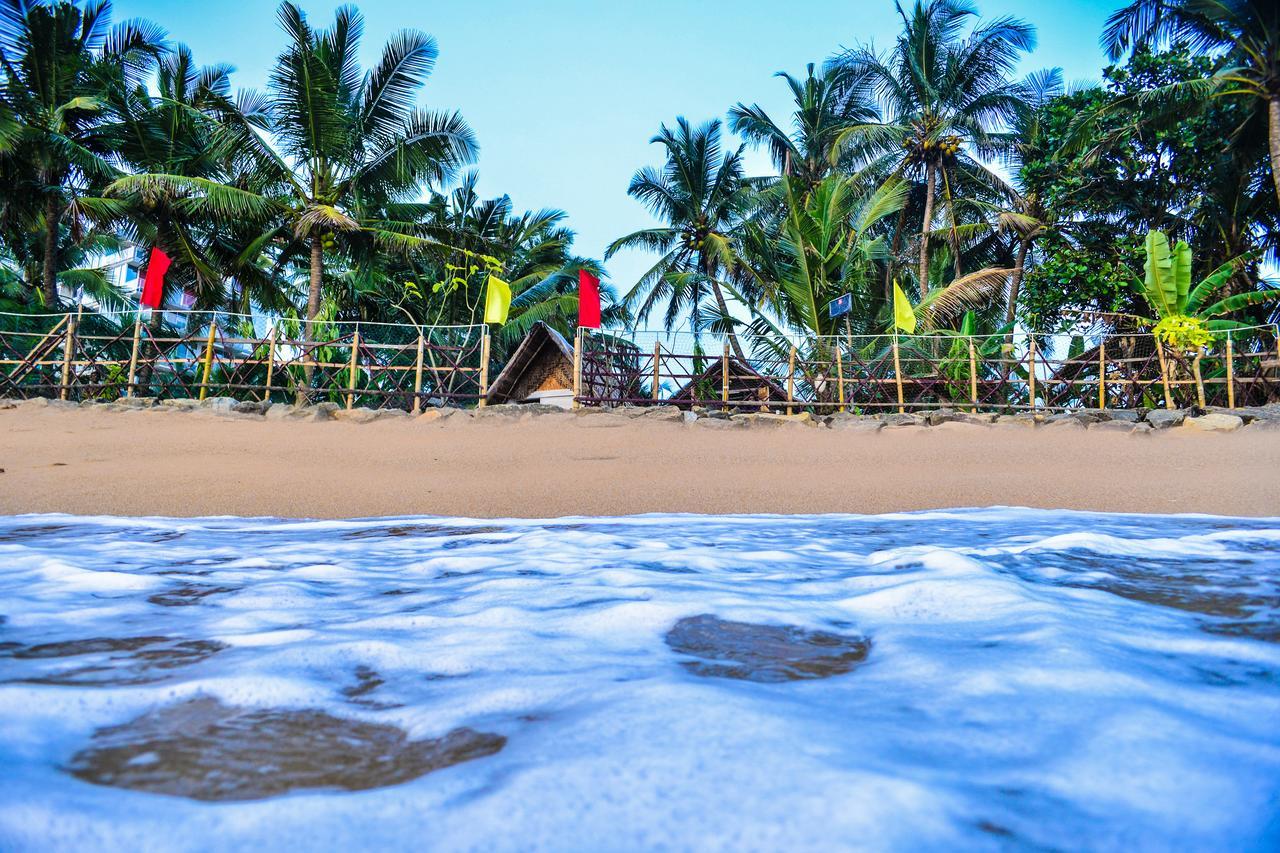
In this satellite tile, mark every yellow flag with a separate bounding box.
[484,274,511,325]
[892,280,916,335]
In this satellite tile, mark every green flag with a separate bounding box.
[892,280,916,334]
[484,275,511,325]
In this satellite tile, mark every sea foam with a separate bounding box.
[0,509,1277,851]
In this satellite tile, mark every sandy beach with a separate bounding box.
[0,402,1276,518]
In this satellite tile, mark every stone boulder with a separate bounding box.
[1144,409,1186,429]
[332,407,409,424]
[201,396,238,413]
[730,412,815,428]
[232,400,270,415]
[160,399,202,411]
[1182,413,1244,433]
[828,417,884,434]
[1043,417,1087,431]
[880,412,924,427]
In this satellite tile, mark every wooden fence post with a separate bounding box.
[1027,334,1037,412]
[1098,339,1107,410]
[346,328,360,409]
[1192,350,1206,409]
[59,312,75,401]
[721,342,730,406]
[478,329,491,408]
[968,338,978,412]
[652,340,661,401]
[571,327,583,410]
[198,318,216,401]
[412,331,425,414]
[892,335,905,414]
[262,325,277,403]
[126,313,142,398]
[1155,337,1174,409]
[1225,334,1235,410]
[786,345,796,416]
[835,344,845,412]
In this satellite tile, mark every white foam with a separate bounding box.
[0,509,1276,850]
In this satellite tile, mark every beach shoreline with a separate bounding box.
[1,401,1277,519]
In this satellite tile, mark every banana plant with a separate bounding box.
[1130,230,1278,350]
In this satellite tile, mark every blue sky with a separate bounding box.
[112,0,1123,297]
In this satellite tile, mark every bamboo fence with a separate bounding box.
[0,310,488,410]
[576,326,1280,413]
[4,310,1279,413]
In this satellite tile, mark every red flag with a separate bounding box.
[140,248,171,309]
[578,269,601,329]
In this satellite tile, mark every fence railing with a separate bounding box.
[573,327,1280,413]
[5,310,1279,414]
[0,310,489,410]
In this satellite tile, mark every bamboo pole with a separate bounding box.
[59,312,75,400]
[786,345,796,416]
[835,344,845,411]
[262,325,277,403]
[721,342,730,405]
[346,328,360,409]
[652,340,661,401]
[1027,334,1037,412]
[478,329,491,408]
[968,338,978,412]
[571,327,583,410]
[1225,334,1235,409]
[1098,339,1106,410]
[892,335,905,414]
[412,331,425,415]
[1192,350,1206,409]
[125,314,143,398]
[197,319,216,401]
[1155,338,1174,409]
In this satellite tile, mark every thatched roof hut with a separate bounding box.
[486,322,577,408]
[670,356,789,410]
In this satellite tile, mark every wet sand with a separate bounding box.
[0,405,1276,518]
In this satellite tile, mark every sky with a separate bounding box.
[111,0,1125,300]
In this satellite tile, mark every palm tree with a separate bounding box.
[1103,1,1280,208]
[829,0,1034,298]
[0,0,165,306]
[607,117,753,359]
[728,62,879,192]
[109,2,476,337]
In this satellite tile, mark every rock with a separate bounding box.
[1145,409,1186,429]
[922,408,961,425]
[1089,420,1148,435]
[1130,423,1154,436]
[66,696,505,801]
[200,396,238,412]
[332,407,403,424]
[730,412,815,428]
[231,400,270,416]
[0,399,16,410]
[415,407,462,424]
[665,614,871,683]
[1047,410,1104,426]
[116,396,157,408]
[931,420,991,434]
[638,405,684,422]
[880,412,924,427]
[265,402,337,422]
[161,399,202,411]
[1244,418,1280,432]
[681,411,698,424]
[828,417,884,434]
[1043,417,1087,431]
[1204,406,1272,424]
[1183,413,1244,433]
[996,412,1043,427]
[1098,409,1142,423]
[694,416,742,430]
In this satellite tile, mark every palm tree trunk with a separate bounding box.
[710,280,746,363]
[41,196,60,307]
[300,235,323,403]
[885,205,907,303]
[1269,95,1280,211]
[1004,237,1031,327]
[917,163,936,300]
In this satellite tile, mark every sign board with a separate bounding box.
[828,293,853,319]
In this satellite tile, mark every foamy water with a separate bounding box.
[0,510,1277,851]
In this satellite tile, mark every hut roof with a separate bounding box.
[486,322,575,404]
[670,355,789,403]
